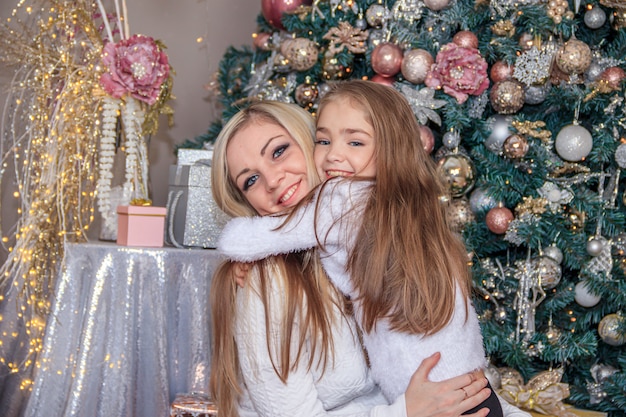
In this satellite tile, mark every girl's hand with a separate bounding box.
[405,352,491,417]
[232,262,251,288]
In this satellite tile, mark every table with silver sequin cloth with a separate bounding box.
[15,241,221,417]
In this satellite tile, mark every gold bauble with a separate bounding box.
[447,198,475,232]
[322,54,352,80]
[437,153,476,197]
[556,39,592,75]
[598,314,626,346]
[490,80,525,114]
[280,38,319,71]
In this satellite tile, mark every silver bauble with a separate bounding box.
[584,6,607,29]
[615,143,626,169]
[524,84,549,105]
[587,238,604,256]
[543,245,563,264]
[585,62,605,82]
[366,4,387,27]
[368,29,386,48]
[469,187,498,214]
[555,124,593,162]
[484,364,502,389]
[485,115,512,154]
[574,280,601,307]
[355,17,368,30]
[442,131,461,149]
[534,256,562,290]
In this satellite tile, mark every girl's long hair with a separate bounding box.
[209,101,341,417]
[318,80,472,335]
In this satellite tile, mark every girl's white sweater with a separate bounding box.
[219,179,487,402]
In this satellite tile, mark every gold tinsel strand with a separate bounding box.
[0,0,102,382]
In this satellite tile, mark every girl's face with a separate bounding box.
[226,120,312,216]
[314,97,376,179]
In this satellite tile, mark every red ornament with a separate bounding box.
[486,206,514,234]
[371,74,395,86]
[418,125,435,154]
[261,0,312,30]
[490,61,514,83]
[452,31,479,49]
[600,66,626,90]
[371,42,403,78]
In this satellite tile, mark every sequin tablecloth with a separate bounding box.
[3,241,222,417]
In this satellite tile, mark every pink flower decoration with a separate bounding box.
[425,43,489,104]
[100,34,170,105]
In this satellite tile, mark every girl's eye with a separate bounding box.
[272,144,288,159]
[315,139,330,146]
[242,174,259,191]
[348,140,364,147]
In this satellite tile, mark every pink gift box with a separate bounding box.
[117,205,167,247]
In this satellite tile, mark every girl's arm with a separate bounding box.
[218,178,363,262]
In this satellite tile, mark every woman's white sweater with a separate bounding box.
[234,264,406,417]
[219,179,487,402]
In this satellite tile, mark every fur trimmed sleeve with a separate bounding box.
[218,178,366,262]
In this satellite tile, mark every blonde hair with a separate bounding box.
[209,101,341,417]
[211,100,319,218]
[318,80,472,335]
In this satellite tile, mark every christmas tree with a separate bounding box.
[186,0,626,415]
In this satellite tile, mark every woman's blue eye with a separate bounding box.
[273,144,288,158]
[243,174,259,191]
[315,139,330,146]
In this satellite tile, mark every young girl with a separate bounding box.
[218,81,504,416]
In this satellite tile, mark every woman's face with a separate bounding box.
[314,97,376,179]
[226,119,312,216]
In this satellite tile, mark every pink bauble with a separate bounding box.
[371,74,395,86]
[371,42,403,78]
[452,31,479,49]
[253,32,272,51]
[261,0,312,29]
[418,125,435,154]
[600,66,626,90]
[490,60,514,83]
[486,206,514,234]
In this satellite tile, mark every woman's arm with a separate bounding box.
[403,353,491,417]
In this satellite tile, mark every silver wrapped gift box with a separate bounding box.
[165,150,229,249]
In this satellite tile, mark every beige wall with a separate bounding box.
[0,0,259,246]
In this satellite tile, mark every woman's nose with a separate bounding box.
[265,166,284,191]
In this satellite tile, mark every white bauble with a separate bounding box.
[574,280,601,307]
[555,124,593,162]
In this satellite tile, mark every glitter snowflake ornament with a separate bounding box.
[514,46,553,86]
[399,84,447,125]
